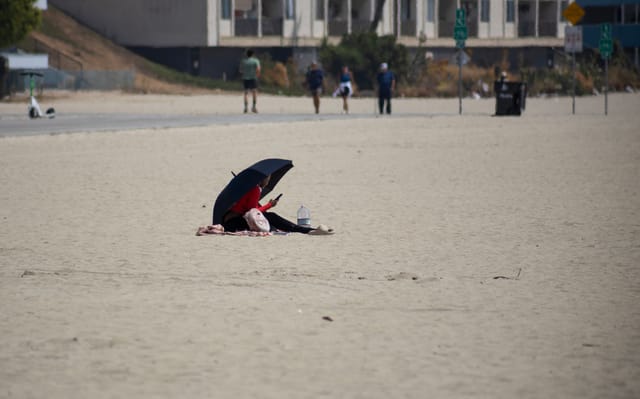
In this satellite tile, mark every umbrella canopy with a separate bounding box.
[212,158,293,224]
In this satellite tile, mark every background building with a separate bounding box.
[47,0,640,79]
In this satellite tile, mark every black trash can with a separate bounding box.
[494,80,527,116]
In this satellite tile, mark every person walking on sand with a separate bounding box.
[336,65,354,114]
[376,62,396,115]
[240,49,261,113]
[306,61,324,114]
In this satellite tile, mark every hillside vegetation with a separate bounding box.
[19,5,237,94]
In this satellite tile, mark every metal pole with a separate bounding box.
[605,57,609,116]
[458,50,462,115]
[572,50,576,115]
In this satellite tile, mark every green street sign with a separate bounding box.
[454,8,467,48]
[600,24,613,59]
[455,8,466,27]
[601,23,612,40]
[454,25,468,41]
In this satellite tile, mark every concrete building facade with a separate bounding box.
[50,0,579,47]
[48,0,638,78]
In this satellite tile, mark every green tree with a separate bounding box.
[320,31,408,90]
[0,0,42,48]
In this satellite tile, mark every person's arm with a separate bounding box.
[255,59,261,79]
[257,202,272,213]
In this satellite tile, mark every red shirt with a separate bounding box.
[229,185,272,215]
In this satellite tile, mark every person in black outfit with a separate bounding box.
[306,61,324,114]
[376,62,396,114]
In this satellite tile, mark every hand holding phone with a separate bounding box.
[270,193,283,207]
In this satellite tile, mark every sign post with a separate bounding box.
[599,23,613,115]
[454,8,467,115]
[563,2,585,115]
[565,25,582,115]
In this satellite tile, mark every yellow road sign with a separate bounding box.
[563,2,585,26]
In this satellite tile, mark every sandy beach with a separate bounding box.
[1,91,639,398]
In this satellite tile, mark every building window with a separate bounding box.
[401,0,411,20]
[559,0,569,21]
[316,0,325,20]
[480,0,490,22]
[286,0,295,20]
[622,4,637,24]
[221,0,231,19]
[506,0,515,22]
[426,0,434,22]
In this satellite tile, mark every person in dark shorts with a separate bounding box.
[240,49,261,113]
[306,61,324,114]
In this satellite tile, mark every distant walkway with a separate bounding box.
[0,111,465,138]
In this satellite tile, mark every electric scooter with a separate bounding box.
[20,71,55,119]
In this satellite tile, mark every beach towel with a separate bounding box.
[196,224,272,237]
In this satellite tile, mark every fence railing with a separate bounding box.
[6,69,136,93]
[31,37,83,72]
[235,19,259,36]
[351,19,371,33]
[328,20,348,36]
[262,17,283,36]
[401,20,417,36]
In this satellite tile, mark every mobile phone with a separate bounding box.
[275,193,283,201]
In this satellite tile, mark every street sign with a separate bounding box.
[454,8,467,114]
[601,23,612,39]
[599,40,612,59]
[599,23,612,59]
[564,25,583,53]
[563,2,585,26]
[450,51,470,66]
[455,8,466,27]
[454,8,467,48]
[454,26,468,41]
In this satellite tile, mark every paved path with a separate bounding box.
[0,109,476,138]
[0,112,385,138]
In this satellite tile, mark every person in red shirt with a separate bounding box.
[222,175,318,233]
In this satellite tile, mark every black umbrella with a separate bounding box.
[212,158,293,224]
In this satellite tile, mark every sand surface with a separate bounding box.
[1,92,639,398]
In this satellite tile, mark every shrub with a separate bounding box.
[319,32,409,91]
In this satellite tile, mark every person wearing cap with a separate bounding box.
[376,62,396,115]
[306,61,325,114]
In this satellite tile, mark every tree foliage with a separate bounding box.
[319,32,408,90]
[0,0,42,48]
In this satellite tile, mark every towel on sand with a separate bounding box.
[196,224,272,237]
